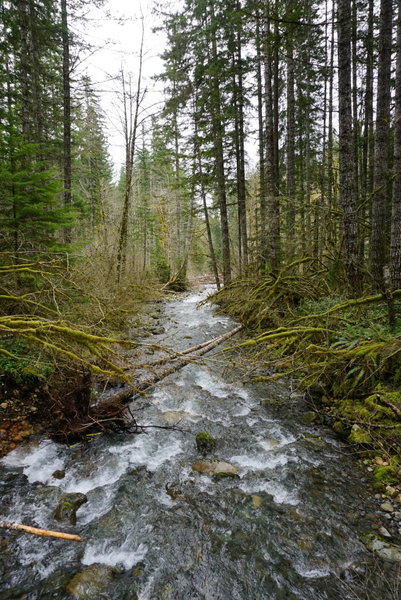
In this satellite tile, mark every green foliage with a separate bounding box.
[0,339,53,383]
[0,142,75,251]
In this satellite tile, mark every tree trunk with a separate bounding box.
[337,0,362,295]
[61,0,72,243]
[256,13,267,267]
[286,11,296,261]
[360,0,374,261]
[210,28,231,285]
[264,10,280,273]
[370,0,393,288]
[391,2,401,289]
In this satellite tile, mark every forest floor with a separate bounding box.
[210,273,401,507]
[0,275,215,457]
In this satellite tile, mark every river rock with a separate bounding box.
[380,500,394,513]
[195,432,216,455]
[379,526,392,538]
[54,492,88,525]
[362,533,401,562]
[151,327,165,335]
[52,469,65,480]
[300,411,321,426]
[192,459,239,477]
[160,411,192,425]
[65,563,120,599]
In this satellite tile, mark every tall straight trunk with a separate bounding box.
[286,11,296,260]
[256,13,267,265]
[337,0,362,295]
[200,176,221,290]
[391,2,401,288]
[173,106,182,264]
[326,0,335,251]
[352,0,359,205]
[116,20,144,280]
[370,0,393,287]
[5,61,18,252]
[318,0,330,260]
[235,14,248,272]
[360,0,374,259]
[17,0,30,140]
[305,108,311,250]
[28,0,43,148]
[211,29,231,284]
[264,10,280,273]
[61,0,72,242]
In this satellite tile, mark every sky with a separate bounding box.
[72,0,167,176]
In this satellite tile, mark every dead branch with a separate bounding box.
[0,520,83,542]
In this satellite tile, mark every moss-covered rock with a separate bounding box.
[348,425,372,444]
[54,492,87,525]
[300,411,321,426]
[65,563,120,599]
[192,459,239,477]
[195,432,216,456]
[361,533,401,562]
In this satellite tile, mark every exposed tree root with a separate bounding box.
[45,325,242,443]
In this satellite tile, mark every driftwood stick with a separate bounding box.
[0,520,84,542]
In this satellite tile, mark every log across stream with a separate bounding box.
[0,285,400,599]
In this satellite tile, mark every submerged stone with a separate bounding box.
[195,432,217,456]
[65,563,120,599]
[52,469,65,480]
[192,459,239,477]
[161,411,192,425]
[54,492,87,525]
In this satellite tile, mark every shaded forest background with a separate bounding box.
[1,0,401,387]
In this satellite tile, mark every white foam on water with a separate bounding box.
[239,480,299,505]
[109,435,183,472]
[192,369,234,398]
[293,565,331,579]
[83,540,148,570]
[1,439,65,484]
[258,432,296,451]
[232,405,251,417]
[63,459,128,494]
[230,452,294,471]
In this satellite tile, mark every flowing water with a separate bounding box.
[0,286,399,599]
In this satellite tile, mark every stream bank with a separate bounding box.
[1,286,401,599]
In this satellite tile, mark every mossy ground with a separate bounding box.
[212,271,401,493]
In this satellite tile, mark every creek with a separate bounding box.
[0,286,399,599]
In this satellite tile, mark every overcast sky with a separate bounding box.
[72,0,166,176]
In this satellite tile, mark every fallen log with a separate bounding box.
[0,520,83,542]
[130,325,243,370]
[99,324,243,405]
[47,325,243,442]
